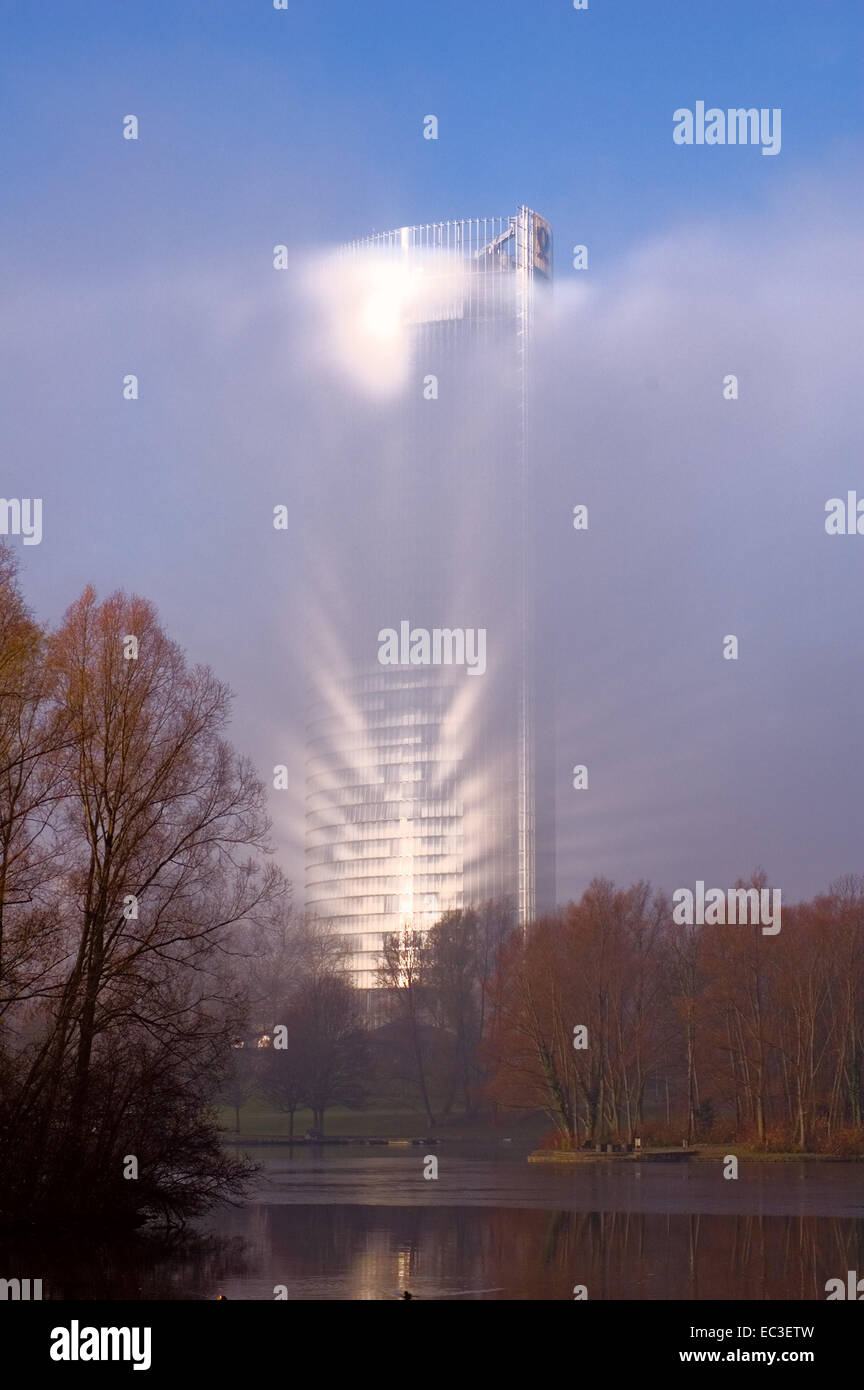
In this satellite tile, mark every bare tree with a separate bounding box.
[0,544,70,1017]
[260,1017,308,1139]
[289,973,368,1134]
[377,924,437,1128]
[0,583,282,1224]
[216,1044,259,1133]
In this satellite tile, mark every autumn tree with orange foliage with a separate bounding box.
[485,880,673,1144]
[486,873,864,1154]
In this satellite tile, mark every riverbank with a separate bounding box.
[220,1134,442,1147]
[530,1144,864,1164]
[217,1104,864,1160]
[216,1100,547,1144]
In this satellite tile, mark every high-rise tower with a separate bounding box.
[305,207,554,989]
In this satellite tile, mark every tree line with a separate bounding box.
[485,876,864,1152]
[247,873,864,1158]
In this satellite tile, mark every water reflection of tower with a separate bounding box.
[305,208,555,993]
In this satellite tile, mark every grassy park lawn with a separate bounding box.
[216,1098,440,1140]
[215,1098,547,1142]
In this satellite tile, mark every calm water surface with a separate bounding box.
[7,1143,864,1300]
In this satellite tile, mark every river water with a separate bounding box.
[7,1142,864,1300]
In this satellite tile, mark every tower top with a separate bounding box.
[341,206,552,280]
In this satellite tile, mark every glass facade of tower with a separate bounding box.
[306,667,465,987]
[305,208,554,989]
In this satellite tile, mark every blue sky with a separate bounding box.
[1,2,863,905]
[2,0,861,277]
